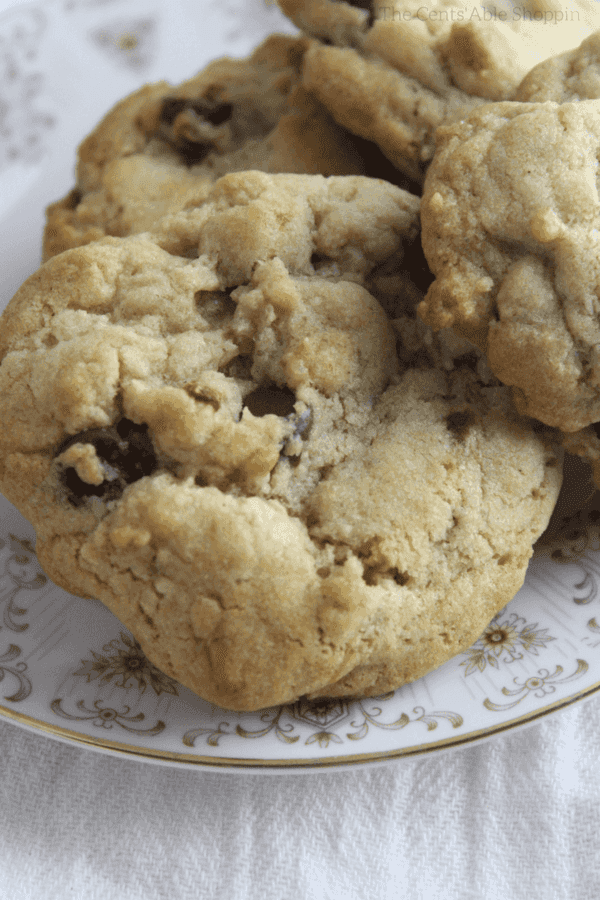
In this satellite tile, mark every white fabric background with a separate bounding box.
[1,698,600,900]
[1,1,600,896]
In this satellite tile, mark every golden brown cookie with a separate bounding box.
[419,99,600,432]
[43,34,407,261]
[516,29,600,101]
[1,172,561,711]
[277,0,600,180]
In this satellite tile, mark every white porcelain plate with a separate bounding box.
[1,505,600,771]
[2,0,600,772]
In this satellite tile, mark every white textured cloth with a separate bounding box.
[1,699,599,900]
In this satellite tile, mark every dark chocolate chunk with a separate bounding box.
[445,410,478,441]
[244,384,296,418]
[158,97,234,164]
[159,98,233,127]
[57,419,157,507]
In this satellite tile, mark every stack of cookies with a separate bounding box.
[4,1,600,711]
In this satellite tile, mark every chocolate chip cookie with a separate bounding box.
[277,0,600,181]
[43,34,407,261]
[419,98,600,432]
[1,172,561,710]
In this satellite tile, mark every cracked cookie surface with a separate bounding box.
[419,99,600,433]
[43,34,405,261]
[1,171,561,711]
[277,0,600,181]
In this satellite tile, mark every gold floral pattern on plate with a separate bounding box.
[460,613,555,676]
[0,534,48,633]
[0,644,31,702]
[73,632,179,697]
[588,618,600,635]
[51,698,166,735]
[182,697,464,750]
[483,661,589,712]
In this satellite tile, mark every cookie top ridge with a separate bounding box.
[419,98,600,432]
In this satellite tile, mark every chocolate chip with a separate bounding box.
[158,97,234,164]
[159,98,232,127]
[445,410,478,440]
[392,569,411,586]
[201,102,233,126]
[243,384,296,418]
[57,419,157,507]
[159,98,190,126]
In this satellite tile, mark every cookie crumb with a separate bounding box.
[530,208,563,243]
[109,525,152,549]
